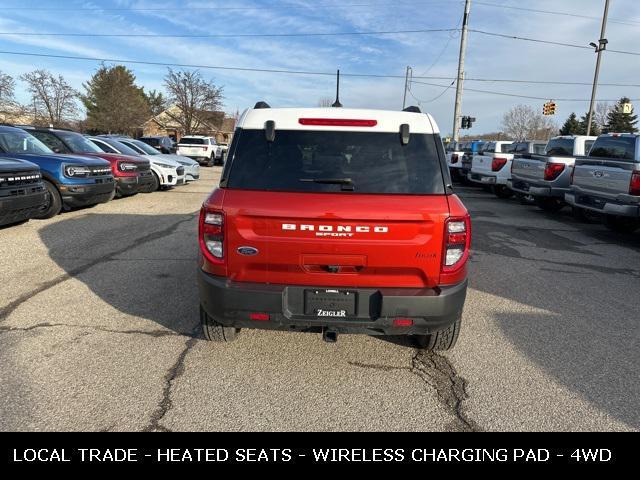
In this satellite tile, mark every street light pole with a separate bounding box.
[452,0,471,143]
[586,0,610,136]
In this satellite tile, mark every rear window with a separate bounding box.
[545,138,574,156]
[142,138,160,146]
[179,137,206,145]
[225,129,445,194]
[533,143,547,155]
[589,136,637,161]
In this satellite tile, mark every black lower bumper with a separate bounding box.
[508,179,567,198]
[198,271,467,335]
[60,180,115,208]
[565,191,640,217]
[0,189,47,226]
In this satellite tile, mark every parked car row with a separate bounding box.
[0,125,204,227]
[448,132,640,233]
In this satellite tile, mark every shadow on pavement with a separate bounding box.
[38,213,201,337]
[467,192,640,429]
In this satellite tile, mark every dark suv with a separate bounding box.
[139,136,176,154]
[0,157,47,227]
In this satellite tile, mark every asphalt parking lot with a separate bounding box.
[1,167,638,432]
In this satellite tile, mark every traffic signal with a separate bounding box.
[543,101,557,116]
[460,116,476,129]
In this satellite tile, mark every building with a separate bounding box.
[140,105,235,144]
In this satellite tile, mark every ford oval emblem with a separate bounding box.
[237,246,259,256]
[593,171,604,178]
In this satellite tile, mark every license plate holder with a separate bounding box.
[304,289,357,317]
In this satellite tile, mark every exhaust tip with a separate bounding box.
[322,329,338,343]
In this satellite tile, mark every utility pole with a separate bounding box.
[402,66,412,110]
[452,0,471,143]
[586,0,610,136]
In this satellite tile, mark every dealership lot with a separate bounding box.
[0,166,638,432]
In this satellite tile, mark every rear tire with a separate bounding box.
[413,317,461,351]
[604,215,640,233]
[493,185,514,199]
[535,197,565,213]
[200,306,240,342]
[34,180,62,219]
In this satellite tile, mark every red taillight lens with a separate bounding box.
[630,171,640,196]
[441,215,471,275]
[199,207,224,263]
[393,318,413,327]
[451,154,459,164]
[249,313,270,322]
[491,157,508,172]
[544,162,565,181]
[298,118,378,127]
[203,147,208,151]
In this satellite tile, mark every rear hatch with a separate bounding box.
[573,135,638,199]
[221,127,450,289]
[178,138,208,157]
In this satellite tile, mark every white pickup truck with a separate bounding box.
[509,135,596,212]
[467,140,514,198]
[177,136,224,166]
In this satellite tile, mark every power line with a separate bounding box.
[474,1,640,27]
[0,28,459,39]
[469,29,640,56]
[411,80,640,102]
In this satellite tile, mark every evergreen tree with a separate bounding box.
[82,65,150,134]
[604,97,638,133]
[578,112,600,136]
[558,112,582,135]
[145,89,167,117]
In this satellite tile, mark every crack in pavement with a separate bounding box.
[0,212,198,323]
[347,361,410,372]
[0,322,184,338]
[411,351,480,432]
[143,335,198,432]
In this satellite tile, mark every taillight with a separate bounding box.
[544,162,565,181]
[451,154,459,164]
[491,157,508,172]
[570,165,576,185]
[630,171,640,196]
[199,207,224,263]
[203,147,208,151]
[441,215,471,276]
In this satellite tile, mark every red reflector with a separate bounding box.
[393,318,413,327]
[492,157,508,172]
[544,162,565,181]
[298,118,378,127]
[448,233,467,244]
[249,313,270,321]
[630,171,640,196]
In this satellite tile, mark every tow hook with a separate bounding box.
[322,329,338,343]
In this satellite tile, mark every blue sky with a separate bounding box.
[1,0,639,135]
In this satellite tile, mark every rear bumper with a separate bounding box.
[565,189,640,217]
[507,179,568,198]
[60,179,115,208]
[0,188,47,226]
[468,172,502,185]
[198,271,467,335]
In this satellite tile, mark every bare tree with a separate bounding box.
[0,70,15,106]
[21,69,79,126]
[317,97,334,108]
[594,102,610,132]
[164,68,224,135]
[501,104,556,141]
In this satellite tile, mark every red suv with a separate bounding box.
[198,104,470,350]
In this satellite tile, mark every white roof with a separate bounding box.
[237,107,440,134]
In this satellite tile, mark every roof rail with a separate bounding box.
[254,101,271,109]
[402,106,421,113]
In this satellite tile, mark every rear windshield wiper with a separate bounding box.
[299,177,355,191]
